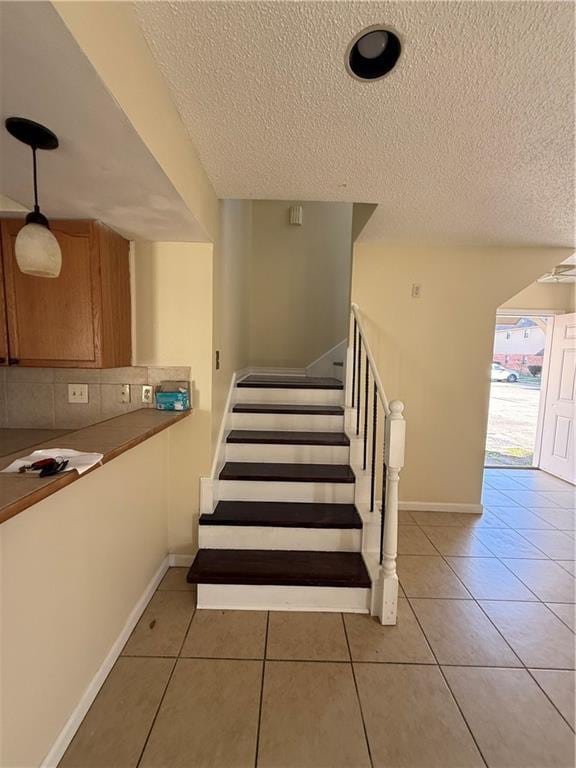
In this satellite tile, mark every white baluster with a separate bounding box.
[378,399,405,625]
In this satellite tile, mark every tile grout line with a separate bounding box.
[135,592,198,768]
[405,594,490,768]
[340,612,375,768]
[254,611,270,768]
[525,667,576,734]
[433,546,573,672]
[406,513,574,608]
[119,654,576,671]
[409,547,576,724]
[134,657,178,768]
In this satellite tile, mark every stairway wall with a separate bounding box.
[248,201,353,369]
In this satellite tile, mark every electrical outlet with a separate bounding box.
[142,385,153,404]
[411,283,422,298]
[68,383,89,404]
[119,384,131,404]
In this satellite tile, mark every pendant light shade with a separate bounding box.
[15,223,62,278]
[5,117,62,278]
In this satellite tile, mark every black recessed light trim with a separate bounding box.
[347,26,402,81]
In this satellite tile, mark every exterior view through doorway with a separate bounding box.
[485,313,550,467]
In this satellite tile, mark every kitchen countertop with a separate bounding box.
[0,428,73,458]
[0,409,190,525]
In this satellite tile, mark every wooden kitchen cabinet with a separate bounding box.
[0,219,131,368]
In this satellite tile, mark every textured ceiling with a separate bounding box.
[136,1,574,246]
[0,2,206,241]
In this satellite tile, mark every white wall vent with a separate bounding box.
[289,205,303,226]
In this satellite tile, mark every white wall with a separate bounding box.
[0,432,171,768]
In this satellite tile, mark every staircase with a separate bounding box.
[187,374,373,613]
[188,305,406,622]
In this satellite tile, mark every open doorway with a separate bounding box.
[485,314,551,467]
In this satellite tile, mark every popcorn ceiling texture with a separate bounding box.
[135,1,574,247]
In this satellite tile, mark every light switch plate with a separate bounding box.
[68,383,89,404]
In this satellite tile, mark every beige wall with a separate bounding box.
[54,1,219,242]
[249,201,353,368]
[211,200,253,449]
[132,241,214,553]
[501,280,575,312]
[0,432,171,768]
[351,243,572,507]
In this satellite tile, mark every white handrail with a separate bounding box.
[351,303,390,415]
[347,303,405,626]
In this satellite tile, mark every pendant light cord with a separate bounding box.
[32,146,39,214]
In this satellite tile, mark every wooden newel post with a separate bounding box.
[378,399,405,625]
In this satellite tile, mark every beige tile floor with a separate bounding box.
[60,469,575,768]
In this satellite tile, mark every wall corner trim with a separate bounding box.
[398,501,484,515]
[40,557,170,768]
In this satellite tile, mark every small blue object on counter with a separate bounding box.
[155,380,191,411]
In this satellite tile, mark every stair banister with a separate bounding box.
[347,303,405,625]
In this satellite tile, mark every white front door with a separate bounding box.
[540,313,576,483]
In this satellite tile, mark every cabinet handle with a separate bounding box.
[8,358,19,365]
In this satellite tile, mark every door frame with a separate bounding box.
[489,308,566,469]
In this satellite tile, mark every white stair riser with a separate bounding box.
[225,443,349,464]
[236,387,343,405]
[197,584,370,613]
[199,525,362,552]
[230,413,344,431]
[217,479,355,503]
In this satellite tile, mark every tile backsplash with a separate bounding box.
[0,366,191,430]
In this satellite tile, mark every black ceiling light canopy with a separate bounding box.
[5,117,62,278]
[5,117,59,227]
[347,26,402,81]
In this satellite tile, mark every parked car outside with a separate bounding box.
[491,362,519,383]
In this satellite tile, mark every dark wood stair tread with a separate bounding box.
[200,501,362,529]
[219,462,355,483]
[233,403,344,415]
[187,549,371,588]
[238,375,343,390]
[227,430,350,446]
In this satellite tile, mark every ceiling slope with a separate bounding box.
[1,1,207,241]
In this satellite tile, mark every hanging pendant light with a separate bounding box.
[5,117,62,278]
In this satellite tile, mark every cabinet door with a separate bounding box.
[1,220,100,366]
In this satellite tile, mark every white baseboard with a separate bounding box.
[168,553,194,567]
[399,501,484,515]
[41,556,170,768]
